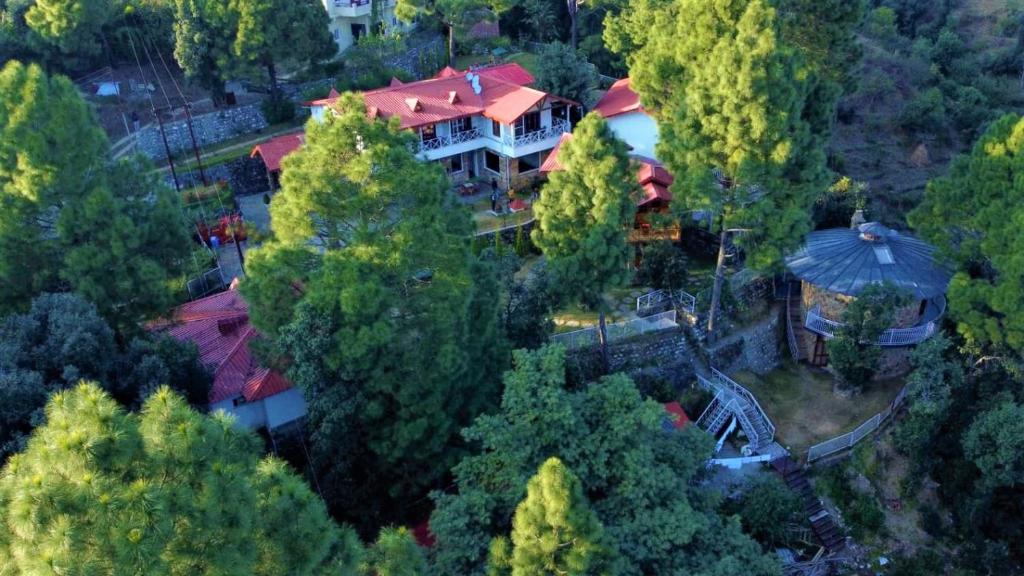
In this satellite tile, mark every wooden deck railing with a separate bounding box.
[804,303,940,347]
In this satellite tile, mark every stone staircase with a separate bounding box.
[771,456,846,553]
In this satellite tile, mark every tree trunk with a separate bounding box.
[568,2,578,50]
[706,227,729,344]
[266,60,279,99]
[598,310,610,374]
[448,23,455,64]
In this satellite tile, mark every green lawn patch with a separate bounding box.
[731,363,905,456]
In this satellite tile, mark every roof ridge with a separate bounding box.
[214,324,257,376]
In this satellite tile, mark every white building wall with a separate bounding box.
[607,111,660,161]
[209,389,308,431]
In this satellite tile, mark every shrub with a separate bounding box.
[865,7,899,43]
[261,93,296,124]
[898,87,947,134]
[636,241,688,292]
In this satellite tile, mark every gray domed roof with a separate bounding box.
[785,222,951,299]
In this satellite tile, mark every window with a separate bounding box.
[450,117,472,135]
[420,124,437,142]
[551,102,568,121]
[445,153,464,174]
[514,111,541,138]
[232,395,247,407]
[491,119,501,137]
[485,150,501,174]
[333,28,341,41]
[517,152,541,173]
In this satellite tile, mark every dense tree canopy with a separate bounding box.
[488,457,612,576]
[0,293,210,463]
[608,0,833,340]
[0,383,354,574]
[242,93,505,529]
[430,345,779,576]
[531,113,637,367]
[24,0,116,60]
[909,113,1024,359]
[533,42,598,106]
[0,60,189,330]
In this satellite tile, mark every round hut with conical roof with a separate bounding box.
[784,217,951,375]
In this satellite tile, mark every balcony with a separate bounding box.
[328,0,371,18]
[628,225,681,243]
[502,118,570,153]
[418,128,483,155]
[804,295,946,347]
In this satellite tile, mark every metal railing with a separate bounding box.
[186,267,226,300]
[418,128,483,154]
[785,283,802,362]
[804,305,938,347]
[696,368,776,448]
[807,385,909,463]
[636,289,697,315]
[551,309,678,350]
[504,118,570,148]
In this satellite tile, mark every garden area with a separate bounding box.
[732,363,906,457]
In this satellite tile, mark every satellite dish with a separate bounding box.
[472,77,481,93]
[465,72,474,82]
[473,84,482,95]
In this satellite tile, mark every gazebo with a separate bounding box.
[784,220,951,371]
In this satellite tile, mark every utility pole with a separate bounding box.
[153,108,181,193]
[182,103,208,186]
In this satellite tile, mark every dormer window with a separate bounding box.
[405,97,422,112]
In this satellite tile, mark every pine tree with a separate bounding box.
[531,113,637,371]
[611,0,829,342]
[242,92,504,528]
[0,383,356,574]
[495,458,610,576]
[908,114,1024,359]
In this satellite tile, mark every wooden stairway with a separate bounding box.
[771,457,845,553]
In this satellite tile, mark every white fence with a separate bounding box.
[636,288,697,316]
[805,305,937,347]
[806,385,909,463]
[551,310,678,350]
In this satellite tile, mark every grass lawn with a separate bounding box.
[731,363,906,456]
[473,208,532,234]
[454,54,492,69]
[505,52,540,77]
[454,52,540,77]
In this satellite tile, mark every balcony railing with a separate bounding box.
[504,118,570,148]
[804,297,945,347]
[418,128,483,154]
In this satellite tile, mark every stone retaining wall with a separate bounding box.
[566,329,697,390]
[138,104,269,159]
[707,308,782,375]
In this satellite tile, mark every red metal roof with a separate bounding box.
[663,402,691,429]
[149,288,293,405]
[593,78,642,119]
[251,131,305,172]
[540,138,673,206]
[412,521,436,548]
[305,63,547,129]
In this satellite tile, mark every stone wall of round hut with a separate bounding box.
[800,281,923,379]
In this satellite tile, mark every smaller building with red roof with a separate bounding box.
[250,131,305,189]
[592,78,660,162]
[662,402,691,431]
[148,283,307,431]
[540,133,679,246]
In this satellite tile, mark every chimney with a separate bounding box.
[850,209,866,229]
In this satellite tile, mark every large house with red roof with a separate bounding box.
[149,284,307,432]
[304,63,580,191]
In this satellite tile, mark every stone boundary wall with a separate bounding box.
[138,104,268,159]
[566,328,697,390]
[707,308,782,375]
